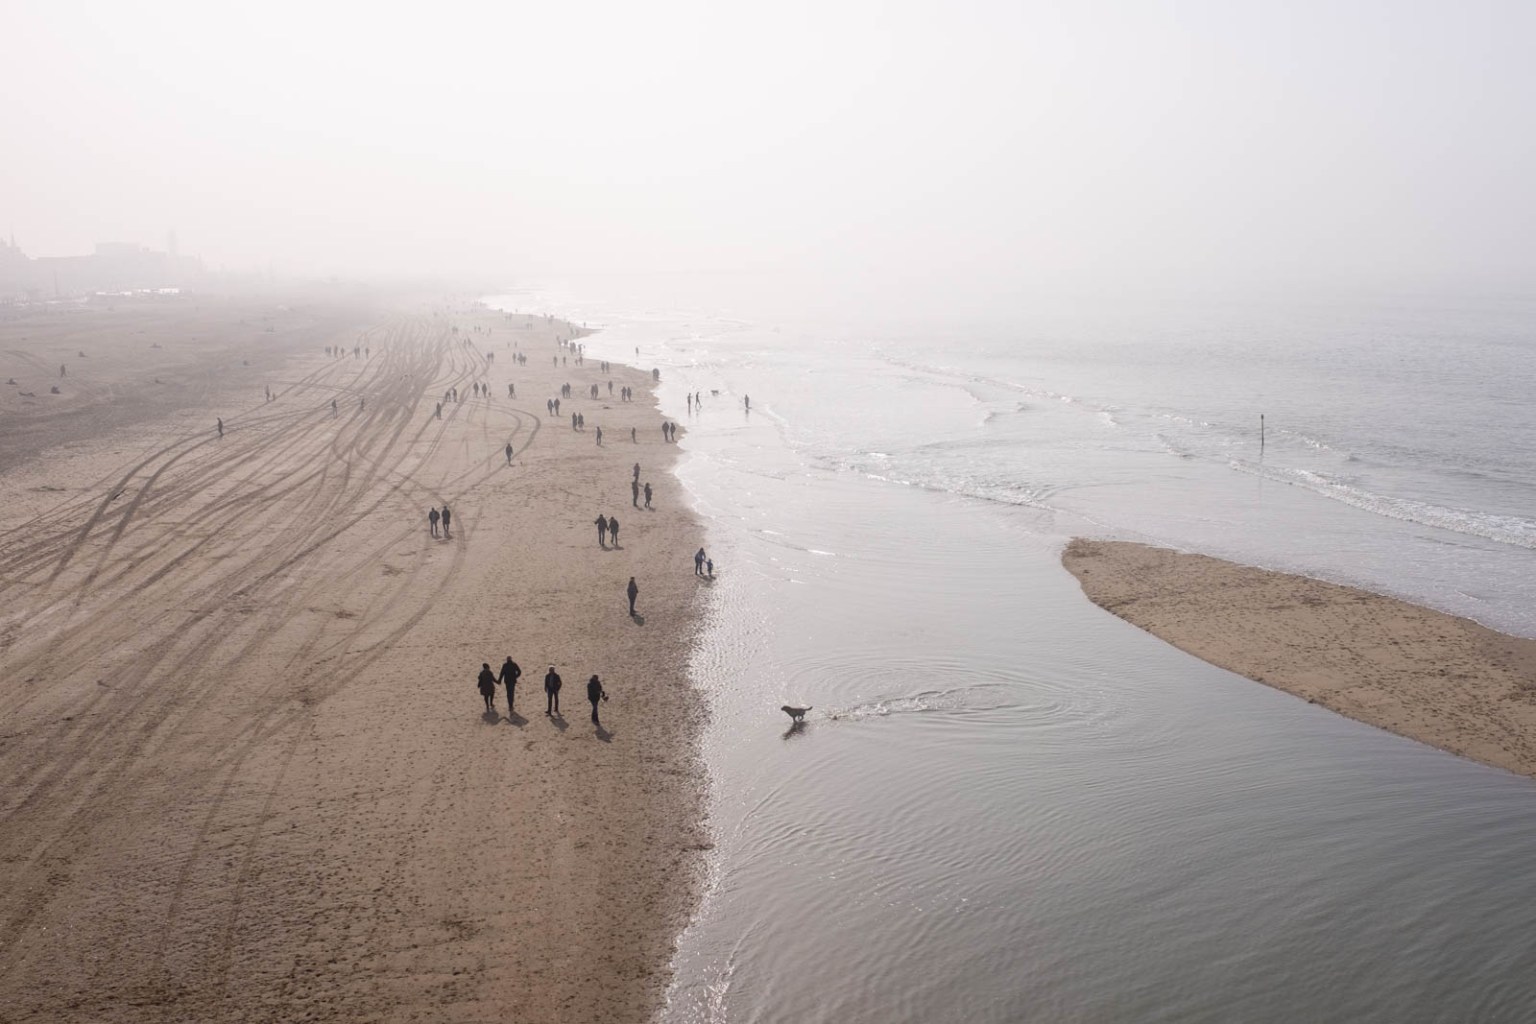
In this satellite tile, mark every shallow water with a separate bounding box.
[487,286,1536,1023]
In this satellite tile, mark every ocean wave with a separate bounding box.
[1229,460,1536,550]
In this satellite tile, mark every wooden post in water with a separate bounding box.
[1260,413,1265,451]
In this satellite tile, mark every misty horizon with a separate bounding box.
[7,1,1535,299]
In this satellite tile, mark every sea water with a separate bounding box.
[487,284,1536,1023]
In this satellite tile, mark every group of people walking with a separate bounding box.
[594,513,621,547]
[428,505,452,537]
[476,659,608,724]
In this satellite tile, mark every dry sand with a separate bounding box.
[1064,538,1536,778]
[0,295,710,1022]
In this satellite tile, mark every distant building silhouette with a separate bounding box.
[0,236,203,303]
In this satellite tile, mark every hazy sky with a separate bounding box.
[6,1,1533,295]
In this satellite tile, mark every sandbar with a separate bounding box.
[1063,538,1536,778]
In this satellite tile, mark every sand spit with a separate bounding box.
[0,297,709,1023]
[1063,539,1536,778]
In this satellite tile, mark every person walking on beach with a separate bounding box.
[428,507,440,537]
[707,557,714,577]
[478,663,498,712]
[544,666,562,715]
[595,513,608,547]
[505,442,514,465]
[608,515,620,547]
[633,462,641,483]
[436,402,442,419]
[440,505,452,537]
[588,674,608,724]
[632,479,640,507]
[216,417,223,438]
[627,576,639,616]
[694,547,707,575]
[631,427,636,443]
[744,394,750,411]
[643,482,652,509]
[596,425,603,445]
[498,656,522,712]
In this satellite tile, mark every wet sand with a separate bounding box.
[0,296,709,1022]
[1064,538,1536,778]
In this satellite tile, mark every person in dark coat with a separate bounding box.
[477,663,497,712]
[498,656,522,711]
[594,513,608,546]
[627,576,639,616]
[587,675,607,724]
[607,515,619,546]
[440,505,451,536]
[428,507,440,537]
[544,666,562,716]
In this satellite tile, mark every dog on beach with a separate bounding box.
[781,705,812,723]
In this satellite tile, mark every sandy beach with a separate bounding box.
[1064,538,1536,778]
[0,295,709,1022]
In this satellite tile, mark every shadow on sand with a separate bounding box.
[548,711,568,732]
[782,721,808,741]
[595,723,613,743]
[631,613,646,626]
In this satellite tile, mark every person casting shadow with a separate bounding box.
[498,656,521,714]
[588,674,608,725]
[544,666,562,716]
[477,662,497,712]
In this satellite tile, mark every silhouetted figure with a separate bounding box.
[506,442,514,465]
[631,427,636,443]
[332,398,338,414]
[595,513,608,546]
[643,482,652,509]
[440,505,452,537]
[429,507,440,537]
[627,576,639,615]
[508,383,515,397]
[478,663,497,712]
[632,480,640,507]
[633,462,641,482]
[687,393,692,412]
[607,515,619,546]
[436,402,442,419]
[744,395,750,411]
[545,666,562,715]
[588,675,607,724]
[216,418,223,438]
[695,548,707,576]
[707,558,714,577]
[60,364,66,377]
[595,425,602,445]
[498,656,522,711]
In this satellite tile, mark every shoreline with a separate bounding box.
[0,295,709,1022]
[1063,538,1536,778]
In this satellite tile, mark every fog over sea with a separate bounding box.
[491,282,1536,1024]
